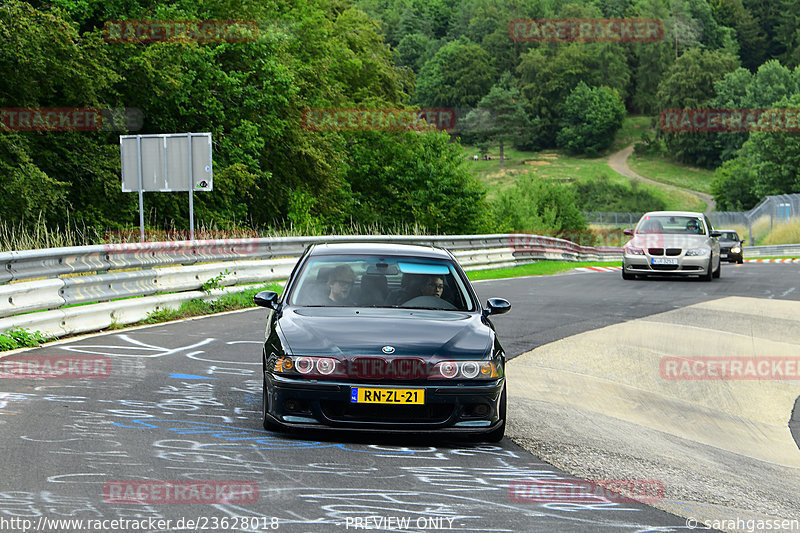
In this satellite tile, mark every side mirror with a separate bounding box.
[623,228,633,236]
[254,290,279,310]
[484,298,511,316]
[710,231,722,238]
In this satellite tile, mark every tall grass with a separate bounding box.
[761,220,800,245]
[0,218,433,253]
[0,215,105,252]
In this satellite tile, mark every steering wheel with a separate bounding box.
[400,295,457,310]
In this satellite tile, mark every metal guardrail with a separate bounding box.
[0,234,623,340]
[743,244,800,257]
[6,235,789,337]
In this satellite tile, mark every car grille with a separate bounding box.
[648,248,682,256]
[651,264,679,271]
[321,401,453,423]
[720,247,731,253]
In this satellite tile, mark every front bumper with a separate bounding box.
[720,248,742,262]
[264,372,505,434]
[623,252,711,276]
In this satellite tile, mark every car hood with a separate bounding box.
[276,307,492,358]
[627,233,711,249]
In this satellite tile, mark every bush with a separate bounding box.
[556,82,626,155]
[573,174,665,212]
[491,174,586,233]
[0,328,53,352]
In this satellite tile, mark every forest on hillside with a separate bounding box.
[2,0,800,242]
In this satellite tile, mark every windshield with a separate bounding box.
[721,232,740,241]
[636,215,706,235]
[288,255,475,311]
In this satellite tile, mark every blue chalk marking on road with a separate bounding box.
[110,418,415,453]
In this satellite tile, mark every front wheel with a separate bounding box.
[702,257,713,281]
[713,257,721,278]
[622,263,635,280]
[484,385,506,442]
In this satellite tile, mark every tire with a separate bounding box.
[262,376,282,432]
[702,257,713,281]
[737,257,743,264]
[713,257,721,278]
[621,262,635,280]
[484,385,506,443]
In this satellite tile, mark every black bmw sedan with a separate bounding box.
[253,242,511,441]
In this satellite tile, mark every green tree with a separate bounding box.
[711,157,760,210]
[556,82,626,155]
[712,94,800,208]
[460,77,530,170]
[343,130,490,233]
[517,42,630,149]
[394,32,436,72]
[656,48,739,165]
[415,37,495,108]
[709,0,767,70]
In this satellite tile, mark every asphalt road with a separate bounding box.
[0,261,797,533]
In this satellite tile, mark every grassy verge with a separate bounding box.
[627,153,715,194]
[141,282,284,324]
[0,328,56,351]
[467,261,618,281]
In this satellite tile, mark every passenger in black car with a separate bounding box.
[327,264,356,305]
[418,275,444,298]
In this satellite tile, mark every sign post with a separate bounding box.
[120,132,213,242]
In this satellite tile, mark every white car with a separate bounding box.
[622,211,722,281]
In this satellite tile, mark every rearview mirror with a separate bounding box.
[711,231,722,238]
[254,290,279,310]
[623,228,633,236]
[485,298,511,316]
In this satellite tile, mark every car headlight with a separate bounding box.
[685,248,709,256]
[273,356,343,378]
[624,247,645,256]
[435,361,500,379]
[731,246,741,253]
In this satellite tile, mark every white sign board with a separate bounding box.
[120,133,212,192]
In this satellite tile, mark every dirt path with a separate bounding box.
[608,145,716,213]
